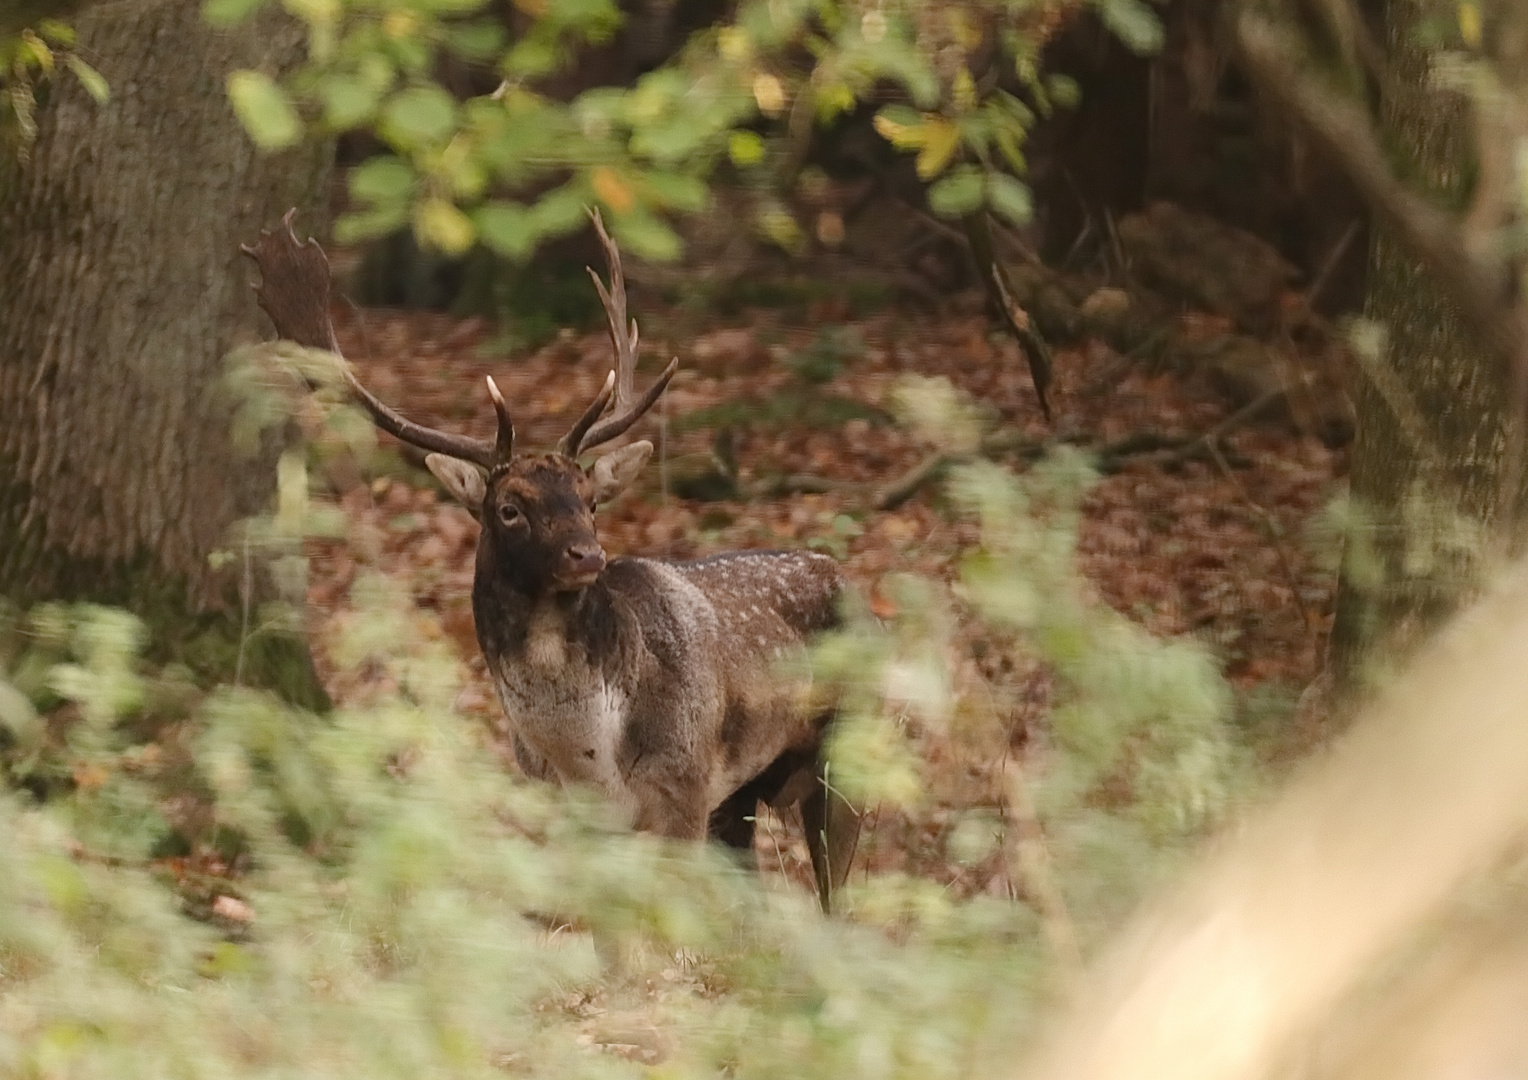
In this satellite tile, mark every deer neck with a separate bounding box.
[470,554,615,672]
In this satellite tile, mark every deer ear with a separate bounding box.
[425,453,487,515]
[590,440,653,503]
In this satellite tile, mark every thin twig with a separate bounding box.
[1003,758,1083,980]
[1207,441,1315,635]
[234,530,252,687]
[1303,219,1362,310]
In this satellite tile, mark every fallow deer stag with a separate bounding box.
[243,209,859,910]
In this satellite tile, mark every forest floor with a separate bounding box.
[304,285,1346,903]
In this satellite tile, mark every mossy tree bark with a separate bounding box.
[1327,0,1509,690]
[0,3,331,708]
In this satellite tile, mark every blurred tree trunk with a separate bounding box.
[0,3,331,708]
[1326,0,1506,691]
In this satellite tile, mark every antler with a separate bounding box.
[558,208,679,458]
[242,210,510,470]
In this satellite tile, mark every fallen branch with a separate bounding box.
[1236,11,1528,378]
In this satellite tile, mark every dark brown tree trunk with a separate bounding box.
[0,3,330,707]
[1327,0,1506,691]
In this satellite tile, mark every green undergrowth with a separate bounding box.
[0,368,1265,1079]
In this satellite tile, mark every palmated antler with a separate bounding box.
[242,209,511,470]
[558,208,679,457]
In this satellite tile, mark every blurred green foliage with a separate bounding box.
[204,0,1163,262]
[0,18,106,156]
[0,360,1259,1076]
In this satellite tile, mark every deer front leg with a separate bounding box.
[511,732,555,782]
[630,767,710,841]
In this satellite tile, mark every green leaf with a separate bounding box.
[473,201,535,259]
[728,130,765,167]
[348,155,415,205]
[505,36,563,79]
[992,123,1026,173]
[1095,0,1164,54]
[986,172,1033,226]
[202,0,266,26]
[415,0,491,11]
[320,73,380,129]
[62,54,108,103]
[448,21,506,60]
[35,20,77,45]
[927,165,984,218]
[381,85,457,147]
[1047,73,1081,109]
[529,183,591,235]
[227,70,300,151]
[335,205,409,243]
[607,208,682,262]
[643,170,708,213]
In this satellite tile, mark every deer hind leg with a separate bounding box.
[708,746,815,869]
[708,782,759,855]
[802,747,862,915]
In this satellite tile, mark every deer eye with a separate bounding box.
[497,503,523,526]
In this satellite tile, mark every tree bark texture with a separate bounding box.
[0,1,329,703]
[1327,0,1507,687]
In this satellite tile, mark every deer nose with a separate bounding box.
[564,543,606,576]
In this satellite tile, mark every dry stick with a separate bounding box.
[755,412,1271,511]
[1207,441,1316,635]
[1003,758,1083,982]
[1150,384,1296,470]
[1304,219,1362,311]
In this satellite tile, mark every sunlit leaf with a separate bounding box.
[227,70,300,150]
[414,198,475,255]
[1096,0,1164,54]
[590,165,635,214]
[752,72,785,116]
[35,19,77,45]
[63,55,108,103]
[728,130,766,166]
[914,118,960,179]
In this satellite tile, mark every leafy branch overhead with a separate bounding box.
[209,0,1163,264]
[0,15,107,155]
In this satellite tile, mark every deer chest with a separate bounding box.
[487,657,631,798]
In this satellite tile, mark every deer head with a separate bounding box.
[243,208,677,596]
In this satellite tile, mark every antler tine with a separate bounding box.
[244,210,497,470]
[485,376,515,463]
[579,358,678,452]
[564,207,678,456]
[587,207,639,408]
[557,371,615,458]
